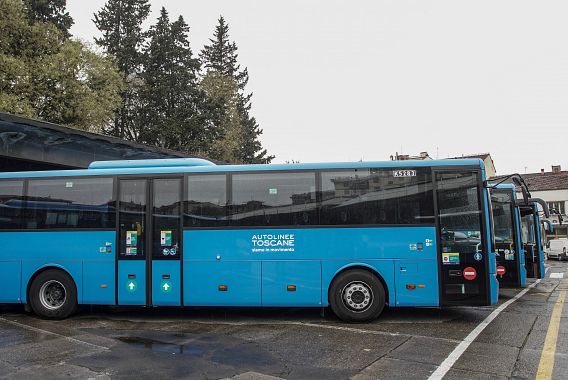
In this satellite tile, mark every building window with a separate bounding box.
[548,201,566,215]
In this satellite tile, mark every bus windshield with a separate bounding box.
[521,214,535,244]
[491,191,514,244]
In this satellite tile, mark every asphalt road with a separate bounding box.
[1,261,567,380]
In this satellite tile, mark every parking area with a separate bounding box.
[1,261,568,380]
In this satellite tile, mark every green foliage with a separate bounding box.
[0,0,123,132]
[201,16,273,163]
[23,0,73,37]
[4,0,274,161]
[93,0,150,139]
[238,104,273,164]
[93,0,149,75]
[200,71,243,163]
[200,16,248,90]
[138,8,217,155]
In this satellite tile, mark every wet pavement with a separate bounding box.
[1,261,567,379]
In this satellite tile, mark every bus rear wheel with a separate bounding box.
[29,269,77,319]
[329,269,385,322]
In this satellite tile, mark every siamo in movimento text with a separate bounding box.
[251,234,295,253]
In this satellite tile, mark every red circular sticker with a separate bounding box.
[497,266,506,276]
[463,267,477,281]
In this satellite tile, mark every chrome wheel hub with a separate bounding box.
[39,280,67,310]
[342,281,373,312]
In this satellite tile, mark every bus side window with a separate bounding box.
[25,177,115,230]
[185,175,228,228]
[0,180,24,230]
[319,169,434,226]
[231,172,317,227]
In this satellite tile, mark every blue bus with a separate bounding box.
[0,158,498,321]
[491,184,526,287]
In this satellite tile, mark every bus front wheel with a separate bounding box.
[29,269,77,319]
[329,269,385,322]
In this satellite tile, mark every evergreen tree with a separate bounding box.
[23,0,73,37]
[200,16,248,90]
[0,0,123,131]
[200,71,243,163]
[238,103,272,164]
[93,0,150,139]
[139,8,217,155]
[201,16,272,163]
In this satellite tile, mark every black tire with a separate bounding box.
[29,269,77,319]
[329,269,386,323]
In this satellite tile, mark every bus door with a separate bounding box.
[514,206,527,287]
[117,177,183,306]
[520,208,538,279]
[491,189,524,287]
[533,207,546,279]
[435,170,491,306]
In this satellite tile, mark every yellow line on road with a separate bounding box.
[536,280,567,380]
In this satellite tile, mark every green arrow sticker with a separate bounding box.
[126,280,137,293]
[161,281,172,293]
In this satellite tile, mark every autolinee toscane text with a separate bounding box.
[251,234,295,253]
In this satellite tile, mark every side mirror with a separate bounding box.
[512,177,530,204]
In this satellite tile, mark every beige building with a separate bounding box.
[513,166,568,238]
[450,153,497,178]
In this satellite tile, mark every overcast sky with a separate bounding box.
[68,0,568,175]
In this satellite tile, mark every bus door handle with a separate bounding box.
[400,267,407,272]
[128,274,136,279]
[162,274,170,279]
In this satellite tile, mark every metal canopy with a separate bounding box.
[0,113,201,171]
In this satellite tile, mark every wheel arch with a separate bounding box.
[327,263,390,306]
[25,264,77,304]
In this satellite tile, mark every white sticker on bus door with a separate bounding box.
[126,231,137,246]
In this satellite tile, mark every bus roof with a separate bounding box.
[0,158,485,179]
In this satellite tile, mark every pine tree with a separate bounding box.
[139,8,217,155]
[239,104,272,164]
[23,0,73,37]
[200,16,272,164]
[200,71,243,163]
[93,0,150,139]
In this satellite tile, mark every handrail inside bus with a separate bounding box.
[88,158,216,170]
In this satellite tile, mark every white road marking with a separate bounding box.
[0,317,109,351]
[550,272,564,279]
[428,266,550,380]
[178,318,461,343]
